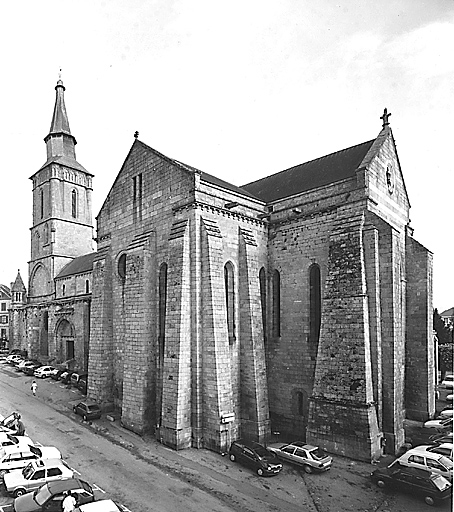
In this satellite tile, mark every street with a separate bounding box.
[0,363,452,512]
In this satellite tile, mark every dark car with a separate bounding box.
[228,439,283,476]
[77,378,87,395]
[50,368,65,381]
[70,372,88,388]
[371,462,452,506]
[59,371,75,384]
[13,478,94,512]
[72,402,101,421]
[24,364,42,376]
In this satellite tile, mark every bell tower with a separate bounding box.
[28,78,94,302]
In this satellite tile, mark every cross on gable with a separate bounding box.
[380,108,391,128]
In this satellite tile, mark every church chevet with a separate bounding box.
[9,80,434,462]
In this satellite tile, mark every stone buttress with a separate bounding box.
[238,227,270,442]
[307,211,381,461]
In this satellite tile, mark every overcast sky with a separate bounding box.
[1,0,452,312]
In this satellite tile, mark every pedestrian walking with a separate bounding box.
[14,414,26,436]
[31,380,38,396]
[62,491,77,512]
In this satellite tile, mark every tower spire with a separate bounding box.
[44,76,77,160]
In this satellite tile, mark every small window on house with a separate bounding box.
[85,280,90,294]
[62,284,66,296]
[40,189,44,219]
[272,269,281,337]
[224,262,236,343]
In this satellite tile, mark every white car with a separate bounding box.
[413,443,453,460]
[0,433,33,449]
[447,394,453,402]
[0,445,61,473]
[441,375,454,388]
[75,499,130,512]
[4,458,74,497]
[390,448,453,482]
[439,409,453,419]
[34,365,56,378]
[423,417,452,430]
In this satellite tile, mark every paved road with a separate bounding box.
[1,362,452,511]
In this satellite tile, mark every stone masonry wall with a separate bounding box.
[405,236,435,421]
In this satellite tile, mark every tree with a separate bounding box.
[434,309,451,344]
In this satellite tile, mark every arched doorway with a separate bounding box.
[55,319,75,364]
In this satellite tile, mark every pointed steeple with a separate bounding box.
[11,270,26,305]
[44,77,77,161]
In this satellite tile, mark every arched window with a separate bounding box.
[309,264,321,343]
[224,262,236,343]
[71,189,77,218]
[159,263,168,356]
[40,189,44,219]
[259,267,267,342]
[118,254,126,280]
[273,269,281,337]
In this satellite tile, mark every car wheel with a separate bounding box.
[14,488,27,498]
[424,496,435,506]
[376,479,386,488]
[229,454,236,462]
[257,468,264,476]
[303,465,313,474]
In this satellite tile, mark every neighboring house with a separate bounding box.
[440,307,454,329]
[0,284,11,346]
[10,80,434,463]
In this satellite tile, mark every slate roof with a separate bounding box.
[0,284,11,300]
[56,253,96,279]
[441,307,454,317]
[240,139,375,202]
[11,271,26,292]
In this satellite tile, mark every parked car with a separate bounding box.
[7,355,25,366]
[228,439,283,476]
[4,458,74,497]
[441,375,454,389]
[72,402,101,421]
[0,412,20,432]
[439,408,453,419]
[370,462,452,506]
[17,361,33,372]
[59,371,75,384]
[24,364,43,376]
[429,432,453,444]
[34,366,55,379]
[0,445,61,473]
[70,372,88,388]
[390,447,453,482]
[0,433,33,449]
[13,478,95,512]
[447,394,453,402]
[423,417,453,432]
[77,378,87,395]
[50,368,65,381]
[413,443,453,461]
[267,441,332,473]
[75,499,130,512]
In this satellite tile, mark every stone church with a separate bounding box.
[10,80,434,462]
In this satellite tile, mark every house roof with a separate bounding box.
[11,271,26,292]
[240,139,375,202]
[56,253,96,279]
[441,307,454,317]
[0,284,11,300]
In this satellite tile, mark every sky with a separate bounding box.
[0,0,452,312]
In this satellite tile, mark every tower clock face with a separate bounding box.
[386,164,394,194]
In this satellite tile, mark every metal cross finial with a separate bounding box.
[380,108,391,128]
[134,131,139,139]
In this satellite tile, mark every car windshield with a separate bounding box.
[29,445,41,456]
[87,405,99,411]
[35,484,52,506]
[445,376,453,382]
[253,445,269,458]
[440,456,453,469]
[23,463,34,478]
[6,434,17,443]
[432,474,451,491]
